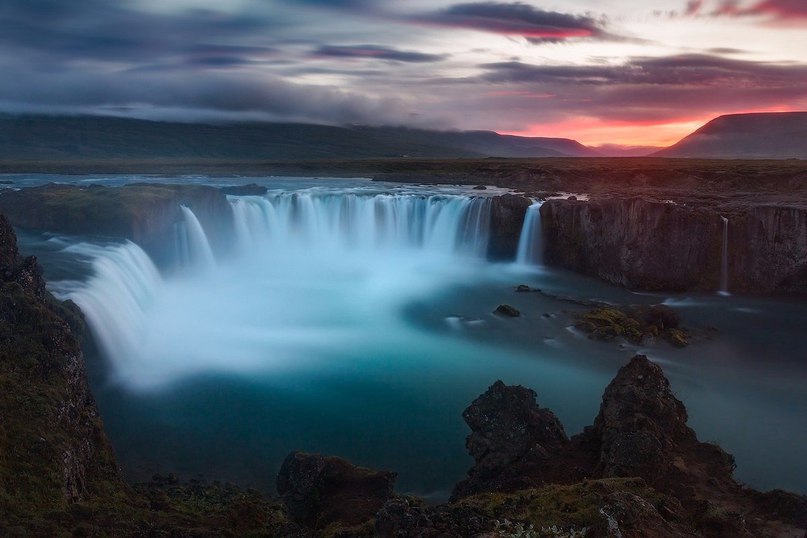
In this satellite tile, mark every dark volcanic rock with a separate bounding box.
[542,197,807,293]
[0,215,126,517]
[729,205,807,293]
[487,194,531,260]
[588,355,695,482]
[376,496,490,538]
[542,197,723,291]
[580,355,737,499]
[277,451,396,529]
[494,303,521,317]
[452,380,567,498]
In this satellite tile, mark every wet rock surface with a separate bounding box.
[488,193,531,260]
[494,303,521,317]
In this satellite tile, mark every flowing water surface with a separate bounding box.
[9,175,807,498]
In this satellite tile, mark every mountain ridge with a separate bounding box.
[654,112,807,159]
[0,114,599,161]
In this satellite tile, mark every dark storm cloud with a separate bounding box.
[483,54,807,86]
[0,63,416,125]
[477,54,807,122]
[416,2,610,42]
[312,45,446,63]
[0,0,271,65]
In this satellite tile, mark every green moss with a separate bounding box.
[457,478,666,534]
[576,307,643,342]
[576,304,689,347]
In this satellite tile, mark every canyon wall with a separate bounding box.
[539,198,807,294]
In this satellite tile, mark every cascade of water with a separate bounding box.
[516,201,544,266]
[180,206,216,269]
[227,192,492,258]
[63,191,496,387]
[719,216,730,295]
[64,241,163,371]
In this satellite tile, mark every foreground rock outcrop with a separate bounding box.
[277,452,396,531]
[0,215,129,528]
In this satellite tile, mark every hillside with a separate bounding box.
[655,112,807,159]
[0,115,597,161]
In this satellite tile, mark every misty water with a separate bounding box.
[10,176,807,499]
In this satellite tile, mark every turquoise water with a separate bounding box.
[12,175,807,498]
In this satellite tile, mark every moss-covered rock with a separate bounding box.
[576,304,690,347]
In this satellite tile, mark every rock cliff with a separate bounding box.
[539,197,807,293]
[0,214,127,525]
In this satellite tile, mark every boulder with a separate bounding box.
[452,380,567,498]
[276,451,396,529]
[494,304,521,317]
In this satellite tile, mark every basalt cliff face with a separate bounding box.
[728,205,807,293]
[538,197,807,293]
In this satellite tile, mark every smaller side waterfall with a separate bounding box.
[719,216,730,295]
[180,206,216,269]
[516,201,544,266]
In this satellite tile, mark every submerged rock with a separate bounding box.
[277,451,396,529]
[494,304,521,317]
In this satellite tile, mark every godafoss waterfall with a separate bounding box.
[10,177,807,499]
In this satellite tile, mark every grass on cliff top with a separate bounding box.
[456,478,668,534]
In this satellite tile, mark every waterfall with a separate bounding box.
[180,205,216,269]
[64,241,163,372]
[719,216,730,295]
[516,201,544,266]
[64,190,495,387]
[228,192,491,258]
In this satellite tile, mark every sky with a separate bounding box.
[0,0,806,148]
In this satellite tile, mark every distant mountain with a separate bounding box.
[0,114,598,161]
[594,144,660,157]
[655,112,807,159]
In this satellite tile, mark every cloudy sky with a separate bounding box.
[1,0,806,147]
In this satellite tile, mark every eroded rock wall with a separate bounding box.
[539,198,807,293]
